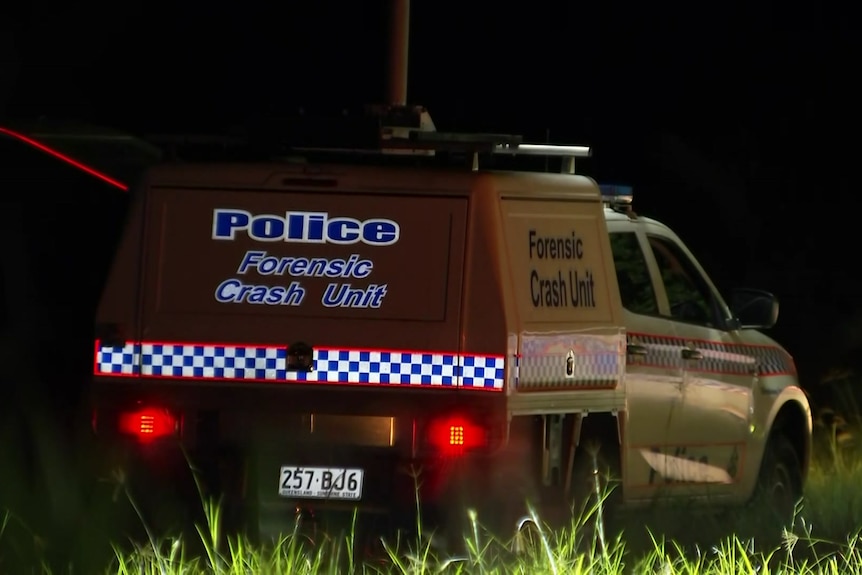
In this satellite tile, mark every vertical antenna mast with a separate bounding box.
[375,0,590,170]
[387,0,410,106]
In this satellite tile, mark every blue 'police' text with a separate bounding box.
[212,209,400,246]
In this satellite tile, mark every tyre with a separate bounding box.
[753,433,803,528]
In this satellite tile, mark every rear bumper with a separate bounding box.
[89,377,511,532]
[89,375,505,419]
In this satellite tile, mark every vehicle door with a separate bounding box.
[607,222,686,502]
[641,224,755,502]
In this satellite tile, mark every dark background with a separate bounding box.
[1,0,859,384]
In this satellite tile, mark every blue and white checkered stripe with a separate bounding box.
[95,342,505,391]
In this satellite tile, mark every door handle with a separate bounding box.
[627,343,648,356]
[681,347,703,361]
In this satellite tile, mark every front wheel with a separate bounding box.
[753,433,803,528]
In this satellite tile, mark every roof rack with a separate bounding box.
[143,106,592,173]
[253,105,592,172]
[493,142,591,174]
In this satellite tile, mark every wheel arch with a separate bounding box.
[766,396,813,484]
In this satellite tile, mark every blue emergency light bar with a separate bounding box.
[599,184,634,205]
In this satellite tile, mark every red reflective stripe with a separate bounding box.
[0,126,129,191]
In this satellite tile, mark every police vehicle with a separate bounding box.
[87,105,811,547]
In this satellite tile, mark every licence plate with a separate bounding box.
[278,466,364,500]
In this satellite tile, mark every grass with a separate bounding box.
[4,427,862,574]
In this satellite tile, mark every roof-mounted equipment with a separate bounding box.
[600,184,637,218]
[494,142,592,174]
[290,105,593,173]
[142,0,594,175]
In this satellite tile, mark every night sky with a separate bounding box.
[1,0,858,384]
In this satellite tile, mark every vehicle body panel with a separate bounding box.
[605,212,805,506]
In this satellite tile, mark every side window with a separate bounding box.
[647,235,722,328]
[609,232,659,316]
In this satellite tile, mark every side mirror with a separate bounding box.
[730,288,779,330]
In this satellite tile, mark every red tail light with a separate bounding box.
[428,416,487,456]
[118,407,179,441]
